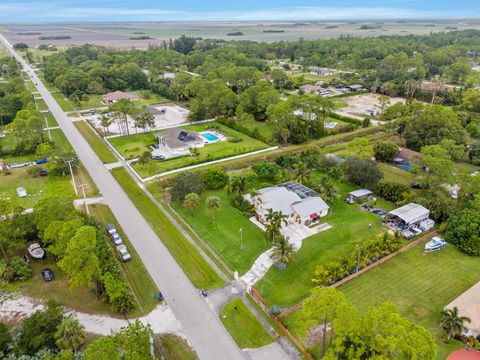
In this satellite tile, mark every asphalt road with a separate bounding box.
[0,35,246,360]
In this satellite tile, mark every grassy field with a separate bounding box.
[74,121,117,163]
[111,167,224,290]
[36,98,48,111]
[378,162,417,186]
[255,181,395,307]
[156,334,198,360]
[44,112,58,127]
[52,91,75,112]
[220,298,272,349]
[339,245,480,360]
[89,204,159,316]
[172,189,269,275]
[109,122,270,177]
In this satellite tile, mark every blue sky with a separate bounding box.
[0,0,479,22]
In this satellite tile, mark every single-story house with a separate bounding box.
[387,203,429,227]
[393,148,421,165]
[346,84,365,92]
[347,189,373,203]
[446,281,480,338]
[162,72,176,80]
[155,128,205,152]
[252,183,329,226]
[300,84,322,94]
[102,91,140,105]
[310,67,335,76]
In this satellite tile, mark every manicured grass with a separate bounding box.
[74,94,104,110]
[339,245,480,360]
[156,334,198,360]
[378,162,417,186]
[220,298,272,349]
[454,160,479,174]
[172,189,269,275]
[111,167,224,290]
[25,80,37,92]
[36,98,48,111]
[255,181,395,307]
[240,117,276,142]
[74,121,117,163]
[44,112,58,127]
[15,258,117,317]
[52,91,75,112]
[89,204,159,316]
[109,122,269,177]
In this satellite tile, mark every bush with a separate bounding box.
[170,172,204,201]
[3,257,32,283]
[342,157,383,188]
[375,181,409,203]
[329,112,363,126]
[103,272,136,313]
[200,168,229,190]
[445,209,480,256]
[252,160,280,181]
[373,141,398,162]
[231,194,254,217]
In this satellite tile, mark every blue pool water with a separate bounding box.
[201,132,220,142]
[398,164,412,171]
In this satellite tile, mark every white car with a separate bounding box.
[106,224,116,235]
[17,187,27,198]
[111,233,122,246]
[117,245,131,262]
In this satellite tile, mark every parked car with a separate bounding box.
[106,224,116,235]
[410,182,421,189]
[39,168,47,177]
[111,233,122,246]
[152,144,159,149]
[41,268,54,282]
[152,155,165,161]
[371,209,386,216]
[17,187,27,198]
[450,190,458,200]
[117,245,131,262]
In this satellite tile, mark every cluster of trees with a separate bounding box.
[297,288,436,359]
[0,303,153,360]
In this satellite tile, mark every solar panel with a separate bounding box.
[280,181,319,198]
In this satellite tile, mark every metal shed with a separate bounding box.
[387,203,430,226]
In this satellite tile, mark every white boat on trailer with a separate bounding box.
[424,237,447,252]
[27,243,45,259]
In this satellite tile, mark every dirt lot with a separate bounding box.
[338,93,406,118]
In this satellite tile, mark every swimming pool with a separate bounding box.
[201,132,220,142]
[398,164,412,171]
[324,121,338,129]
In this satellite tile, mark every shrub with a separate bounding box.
[200,168,229,190]
[342,157,383,188]
[103,272,136,313]
[3,256,32,282]
[252,160,280,181]
[230,194,254,217]
[445,209,480,256]
[375,181,409,203]
[373,141,398,162]
[170,172,204,201]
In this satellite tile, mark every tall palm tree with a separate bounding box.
[55,317,87,352]
[440,307,471,340]
[265,209,288,242]
[293,161,311,185]
[271,235,295,264]
[206,196,221,227]
[225,176,248,195]
[183,193,200,217]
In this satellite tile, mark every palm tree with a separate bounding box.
[55,317,87,352]
[316,176,338,204]
[271,235,295,264]
[293,161,311,185]
[183,193,200,217]
[265,209,288,242]
[440,307,471,340]
[206,196,221,226]
[99,115,112,134]
[225,176,248,195]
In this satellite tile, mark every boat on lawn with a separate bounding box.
[27,243,45,260]
[424,237,447,252]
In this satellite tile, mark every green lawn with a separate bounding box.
[454,160,479,174]
[111,167,224,290]
[74,94,104,110]
[255,181,395,307]
[378,162,417,186]
[172,189,269,275]
[220,298,273,349]
[74,121,117,163]
[109,122,269,177]
[44,112,58,127]
[52,91,75,112]
[36,98,48,111]
[156,334,198,360]
[339,245,480,360]
[89,204,159,316]
[239,118,276,142]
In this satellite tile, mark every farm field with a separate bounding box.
[109,122,270,177]
[255,181,396,308]
[220,298,272,349]
[172,188,269,275]
[339,245,480,360]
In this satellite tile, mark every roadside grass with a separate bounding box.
[25,80,37,92]
[35,98,48,111]
[172,189,269,275]
[339,245,480,360]
[220,298,273,349]
[89,204,159,316]
[155,334,198,360]
[111,167,224,290]
[377,162,417,186]
[14,257,117,316]
[74,121,117,163]
[109,122,269,177]
[52,91,75,112]
[255,181,395,307]
[44,112,58,127]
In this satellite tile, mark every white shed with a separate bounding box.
[387,203,430,226]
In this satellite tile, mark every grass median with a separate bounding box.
[111,167,224,290]
[74,121,117,163]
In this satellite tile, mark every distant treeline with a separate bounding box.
[17,32,41,35]
[262,30,285,33]
[129,36,151,40]
[227,32,244,36]
[132,31,145,34]
[39,36,71,40]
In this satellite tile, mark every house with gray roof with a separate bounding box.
[155,128,205,152]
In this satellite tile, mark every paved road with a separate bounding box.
[0,35,246,360]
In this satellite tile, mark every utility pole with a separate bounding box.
[65,159,78,196]
[79,184,89,214]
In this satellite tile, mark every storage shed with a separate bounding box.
[387,203,429,227]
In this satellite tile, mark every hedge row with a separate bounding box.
[329,112,364,126]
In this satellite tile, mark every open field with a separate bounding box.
[220,298,272,349]
[338,93,406,118]
[172,189,269,275]
[255,181,395,307]
[111,167,224,290]
[339,245,480,359]
[74,121,117,163]
[109,122,270,177]
[89,204,159,316]
[377,162,417,186]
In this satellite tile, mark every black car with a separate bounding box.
[41,268,54,282]
[410,182,421,189]
[152,155,165,161]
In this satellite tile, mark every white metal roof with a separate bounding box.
[258,187,300,216]
[447,281,480,335]
[349,189,372,198]
[291,197,329,217]
[388,203,429,225]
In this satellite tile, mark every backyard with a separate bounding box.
[255,181,395,307]
[109,122,270,177]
